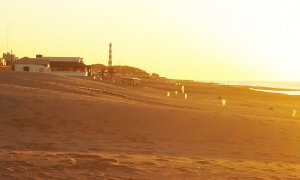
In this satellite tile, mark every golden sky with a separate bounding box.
[0,0,299,81]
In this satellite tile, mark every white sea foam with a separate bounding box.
[200,81,300,95]
[249,88,300,96]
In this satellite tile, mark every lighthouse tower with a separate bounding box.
[108,42,114,78]
[108,42,112,67]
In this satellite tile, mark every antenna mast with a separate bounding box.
[6,28,9,53]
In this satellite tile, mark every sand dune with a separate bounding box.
[0,72,300,179]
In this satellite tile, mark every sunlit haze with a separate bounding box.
[0,0,300,81]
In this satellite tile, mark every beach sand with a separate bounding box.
[0,72,300,179]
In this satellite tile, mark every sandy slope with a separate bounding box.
[0,72,300,179]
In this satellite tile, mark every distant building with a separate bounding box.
[0,58,7,66]
[2,52,18,65]
[0,58,10,71]
[43,56,90,76]
[12,55,91,76]
[13,57,50,73]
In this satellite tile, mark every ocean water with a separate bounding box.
[210,81,300,96]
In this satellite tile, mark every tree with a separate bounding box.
[151,73,160,78]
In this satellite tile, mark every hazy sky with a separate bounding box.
[0,0,300,81]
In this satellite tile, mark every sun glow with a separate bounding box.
[1,0,300,81]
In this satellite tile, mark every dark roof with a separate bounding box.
[50,61,87,67]
[12,57,49,65]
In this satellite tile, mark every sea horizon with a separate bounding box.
[197,80,300,95]
[203,80,300,90]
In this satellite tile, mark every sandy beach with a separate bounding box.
[0,72,300,179]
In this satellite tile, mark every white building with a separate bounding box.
[12,55,91,77]
[13,57,50,72]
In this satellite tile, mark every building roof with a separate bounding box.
[13,57,49,65]
[50,61,87,67]
[43,57,83,63]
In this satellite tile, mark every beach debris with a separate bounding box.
[175,91,178,95]
[184,94,188,100]
[181,86,185,93]
[6,168,14,172]
[222,99,226,106]
[69,158,77,165]
[167,92,170,97]
[292,109,297,118]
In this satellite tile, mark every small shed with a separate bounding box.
[12,57,50,72]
